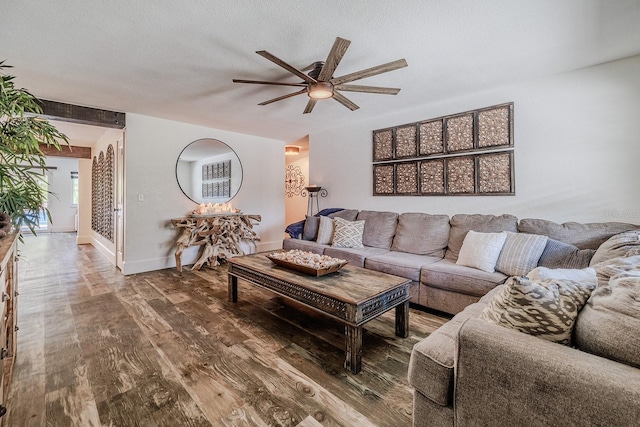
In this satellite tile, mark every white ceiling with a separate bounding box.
[2,1,640,143]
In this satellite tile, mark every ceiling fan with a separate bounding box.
[232,37,407,114]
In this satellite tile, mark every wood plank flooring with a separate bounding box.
[5,233,449,426]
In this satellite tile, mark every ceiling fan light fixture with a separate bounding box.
[308,82,334,100]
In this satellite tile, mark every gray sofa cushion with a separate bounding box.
[575,255,640,369]
[590,230,640,266]
[356,210,399,249]
[391,213,450,257]
[282,238,329,254]
[518,218,638,250]
[421,259,508,297]
[538,238,595,269]
[446,214,518,261]
[323,246,389,267]
[328,209,359,221]
[408,287,501,406]
[365,251,441,282]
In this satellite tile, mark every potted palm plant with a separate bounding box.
[0,61,69,238]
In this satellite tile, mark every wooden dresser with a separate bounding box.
[0,233,18,422]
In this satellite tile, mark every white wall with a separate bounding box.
[44,157,78,232]
[123,114,285,275]
[310,55,640,225]
[77,158,92,244]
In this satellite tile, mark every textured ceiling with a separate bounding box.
[2,1,640,143]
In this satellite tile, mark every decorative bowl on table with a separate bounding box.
[266,250,348,277]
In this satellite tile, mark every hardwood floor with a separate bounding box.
[5,233,448,426]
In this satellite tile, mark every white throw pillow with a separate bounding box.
[331,217,365,248]
[495,232,548,276]
[315,215,334,245]
[456,230,507,273]
[527,266,597,286]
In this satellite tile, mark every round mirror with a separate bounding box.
[176,138,243,204]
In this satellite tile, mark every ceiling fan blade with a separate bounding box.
[233,79,307,87]
[331,58,408,85]
[335,84,401,95]
[317,37,351,82]
[257,89,307,106]
[332,92,360,111]
[256,50,317,84]
[303,99,317,114]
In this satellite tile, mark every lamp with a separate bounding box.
[307,82,334,100]
[285,145,300,156]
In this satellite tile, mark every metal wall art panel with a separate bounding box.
[373,164,395,195]
[477,151,514,194]
[395,125,417,159]
[445,114,474,153]
[419,159,445,195]
[395,162,419,194]
[419,120,444,156]
[373,129,394,161]
[446,156,476,194]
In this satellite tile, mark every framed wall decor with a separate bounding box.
[419,120,444,156]
[372,102,515,196]
[373,129,394,161]
[445,113,474,153]
[419,159,445,195]
[477,151,514,194]
[446,155,476,194]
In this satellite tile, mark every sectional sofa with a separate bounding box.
[408,230,640,426]
[282,209,636,314]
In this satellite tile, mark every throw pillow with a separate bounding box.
[495,232,548,276]
[456,231,507,273]
[480,276,596,345]
[538,238,595,269]
[527,266,597,286]
[331,217,365,248]
[315,215,334,245]
[302,216,320,241]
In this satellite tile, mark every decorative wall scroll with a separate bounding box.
[91,144,116,241]
[372,102,514,196]
[285,165,306,198]
[201,160,231,199]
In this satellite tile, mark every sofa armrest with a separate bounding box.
[455,318,640,427]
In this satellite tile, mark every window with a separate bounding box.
[71,171,79,206]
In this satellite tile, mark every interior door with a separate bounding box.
[115,136,125,270]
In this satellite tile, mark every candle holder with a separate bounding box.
[301,186,328,216]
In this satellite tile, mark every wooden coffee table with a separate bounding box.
[227,254,411,374]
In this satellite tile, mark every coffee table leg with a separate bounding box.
[228,274,238,302]
[345,325,362,374]
[395,300,409,338]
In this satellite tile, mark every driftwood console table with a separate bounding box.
[171,214,261,271]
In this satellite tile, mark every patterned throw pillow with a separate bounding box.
[480,276,596,345]
[315,215,334,245]
[495,232,548,276]
[331,217,365,248]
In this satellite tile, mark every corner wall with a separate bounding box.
[309,55,640,224]
[123,114,285,275]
